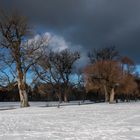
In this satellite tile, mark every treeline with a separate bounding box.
[0,11,140,107]
[0,47,140,103]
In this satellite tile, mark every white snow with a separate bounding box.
[0,102,140,140]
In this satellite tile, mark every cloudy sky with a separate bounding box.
[1,0,140,65]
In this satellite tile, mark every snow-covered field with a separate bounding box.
[0,102,140,140]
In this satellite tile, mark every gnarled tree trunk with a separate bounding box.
[103,85,109,102]
[16,59,29,107]
[57,92,62,103]
[64,92,68,102]
[0,11,30,107]
[109,88,115,104]
[64,84,70,102]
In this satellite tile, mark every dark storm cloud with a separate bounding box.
[1,0,140,63]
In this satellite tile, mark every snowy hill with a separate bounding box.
[0,102,140,140]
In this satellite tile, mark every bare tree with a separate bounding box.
[86,47,120,102]
[33,49,80,102]
[0,11,30,107]
[84,60,122,103]
[85,46,139,103]
[48,49,80,102]
[88,46,119,63]
[0,11,47,107]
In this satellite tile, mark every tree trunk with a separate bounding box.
[109,88,115,104]
[82,91,87,102]
[16,60,29,107]
[64,92,68,102]
[58,92,62,103]
[64,84,69,102]
[103,85,109,102]
[57,86,62,103]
